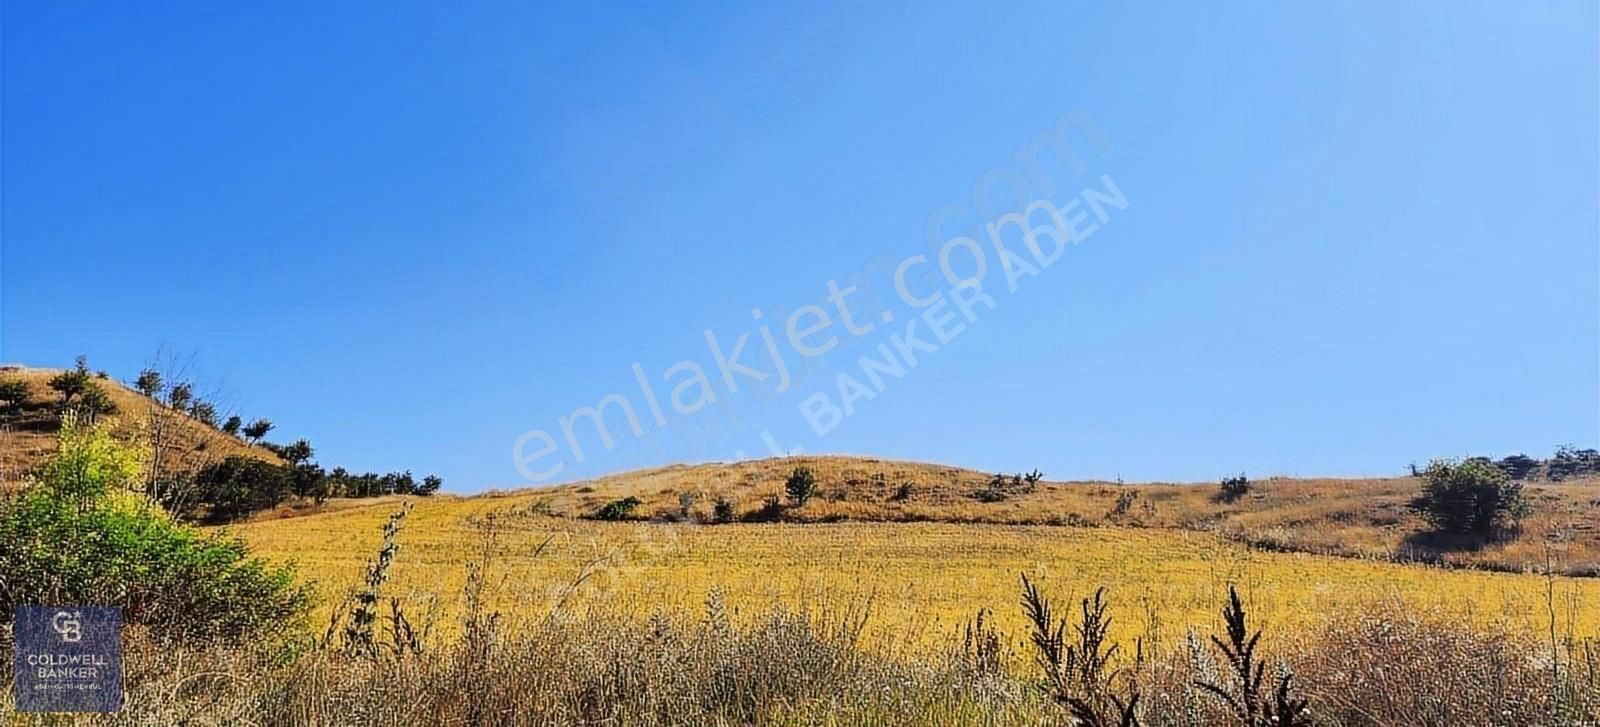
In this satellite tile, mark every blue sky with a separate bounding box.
[2,1,1595,490]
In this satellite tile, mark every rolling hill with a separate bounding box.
[292,453,1600,576]
[0,365,282,489]
[5,362,1595,575]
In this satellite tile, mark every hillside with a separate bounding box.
[0,365,282,489]
[505,455,1600,576]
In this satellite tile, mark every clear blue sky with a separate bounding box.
[3,1,1595,491]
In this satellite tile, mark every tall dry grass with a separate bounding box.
[4,512,1599,725]
[4,588,1595,725]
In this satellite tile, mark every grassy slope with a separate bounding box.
[0,365,282,489]
[515,454,1600,575]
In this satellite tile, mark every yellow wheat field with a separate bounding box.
[229,493,1600,653]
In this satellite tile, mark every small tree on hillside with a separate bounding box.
[713,497,736,523]
[418,474,443,496]
[221,415,243,436]
[189,400,219,427]
[1417,458,1530,537]
[243,418,275,444]
[1548,445,1600,481]
[134,368,164,398]
[167,382,194,412]
[1495,454,1540,481]
[1218,473,1251,502]
[785,466,817,506]
[77,385,118,419]
[270,438,314,466]
[0,378,29,413]
[48,356,94,406]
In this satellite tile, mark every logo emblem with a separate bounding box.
[14,606,122,712]
[51,611,83,643]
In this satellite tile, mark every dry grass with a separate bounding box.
[3,551,1596,725]
[229,494,1600,651]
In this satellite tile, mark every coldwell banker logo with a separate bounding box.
[14,606,122,713]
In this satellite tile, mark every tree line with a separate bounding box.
[0,354,443,523]
[1413,446,1600,482]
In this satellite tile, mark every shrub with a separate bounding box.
[48,356,116,418]
[1416,458,1529,536]
[891,481,915,501]
[785,466,817,506]
[29,413,142,508]
[78,383,118,417]
[1108,489,1138,520]
[745,494,786,522]
[713,497,735,523]
[0,417,310,642]
[134,368,164,398]
[167,381,194,412]
[1219,473,1251,502]
[419,474,443,496]
[189,400,219,427]
[595,496,643,521]
[243,417,275,443]
[1548,445,1600,481]
[268,438,315,466]
[47,355,93,405]
[196,455,296,521]
[221,415,243,436]
[0,378,29,412]
[1495,454,1540,480]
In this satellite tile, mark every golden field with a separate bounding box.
[230,489,1600,653]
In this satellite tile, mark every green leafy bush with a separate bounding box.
[48,356,116,417]
[595,496,643,521]
[0,378,29,412]
[1416,458,1530,536]
[713,497,735,523]
[1219,472,1251,502]
[0,417,311,642]
[196,456,296,521]
[785,466,817,506]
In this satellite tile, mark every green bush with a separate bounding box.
[785,466,817,506]
[1218,472,1251,502]
[0,417,311,642]
[713,497,735,523]
[134,368,164,398]
[595,496,643,521]
[0,378,29,412]
[1416,458,1530,536]
[48,356,116,418]
[196,456,296,521]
